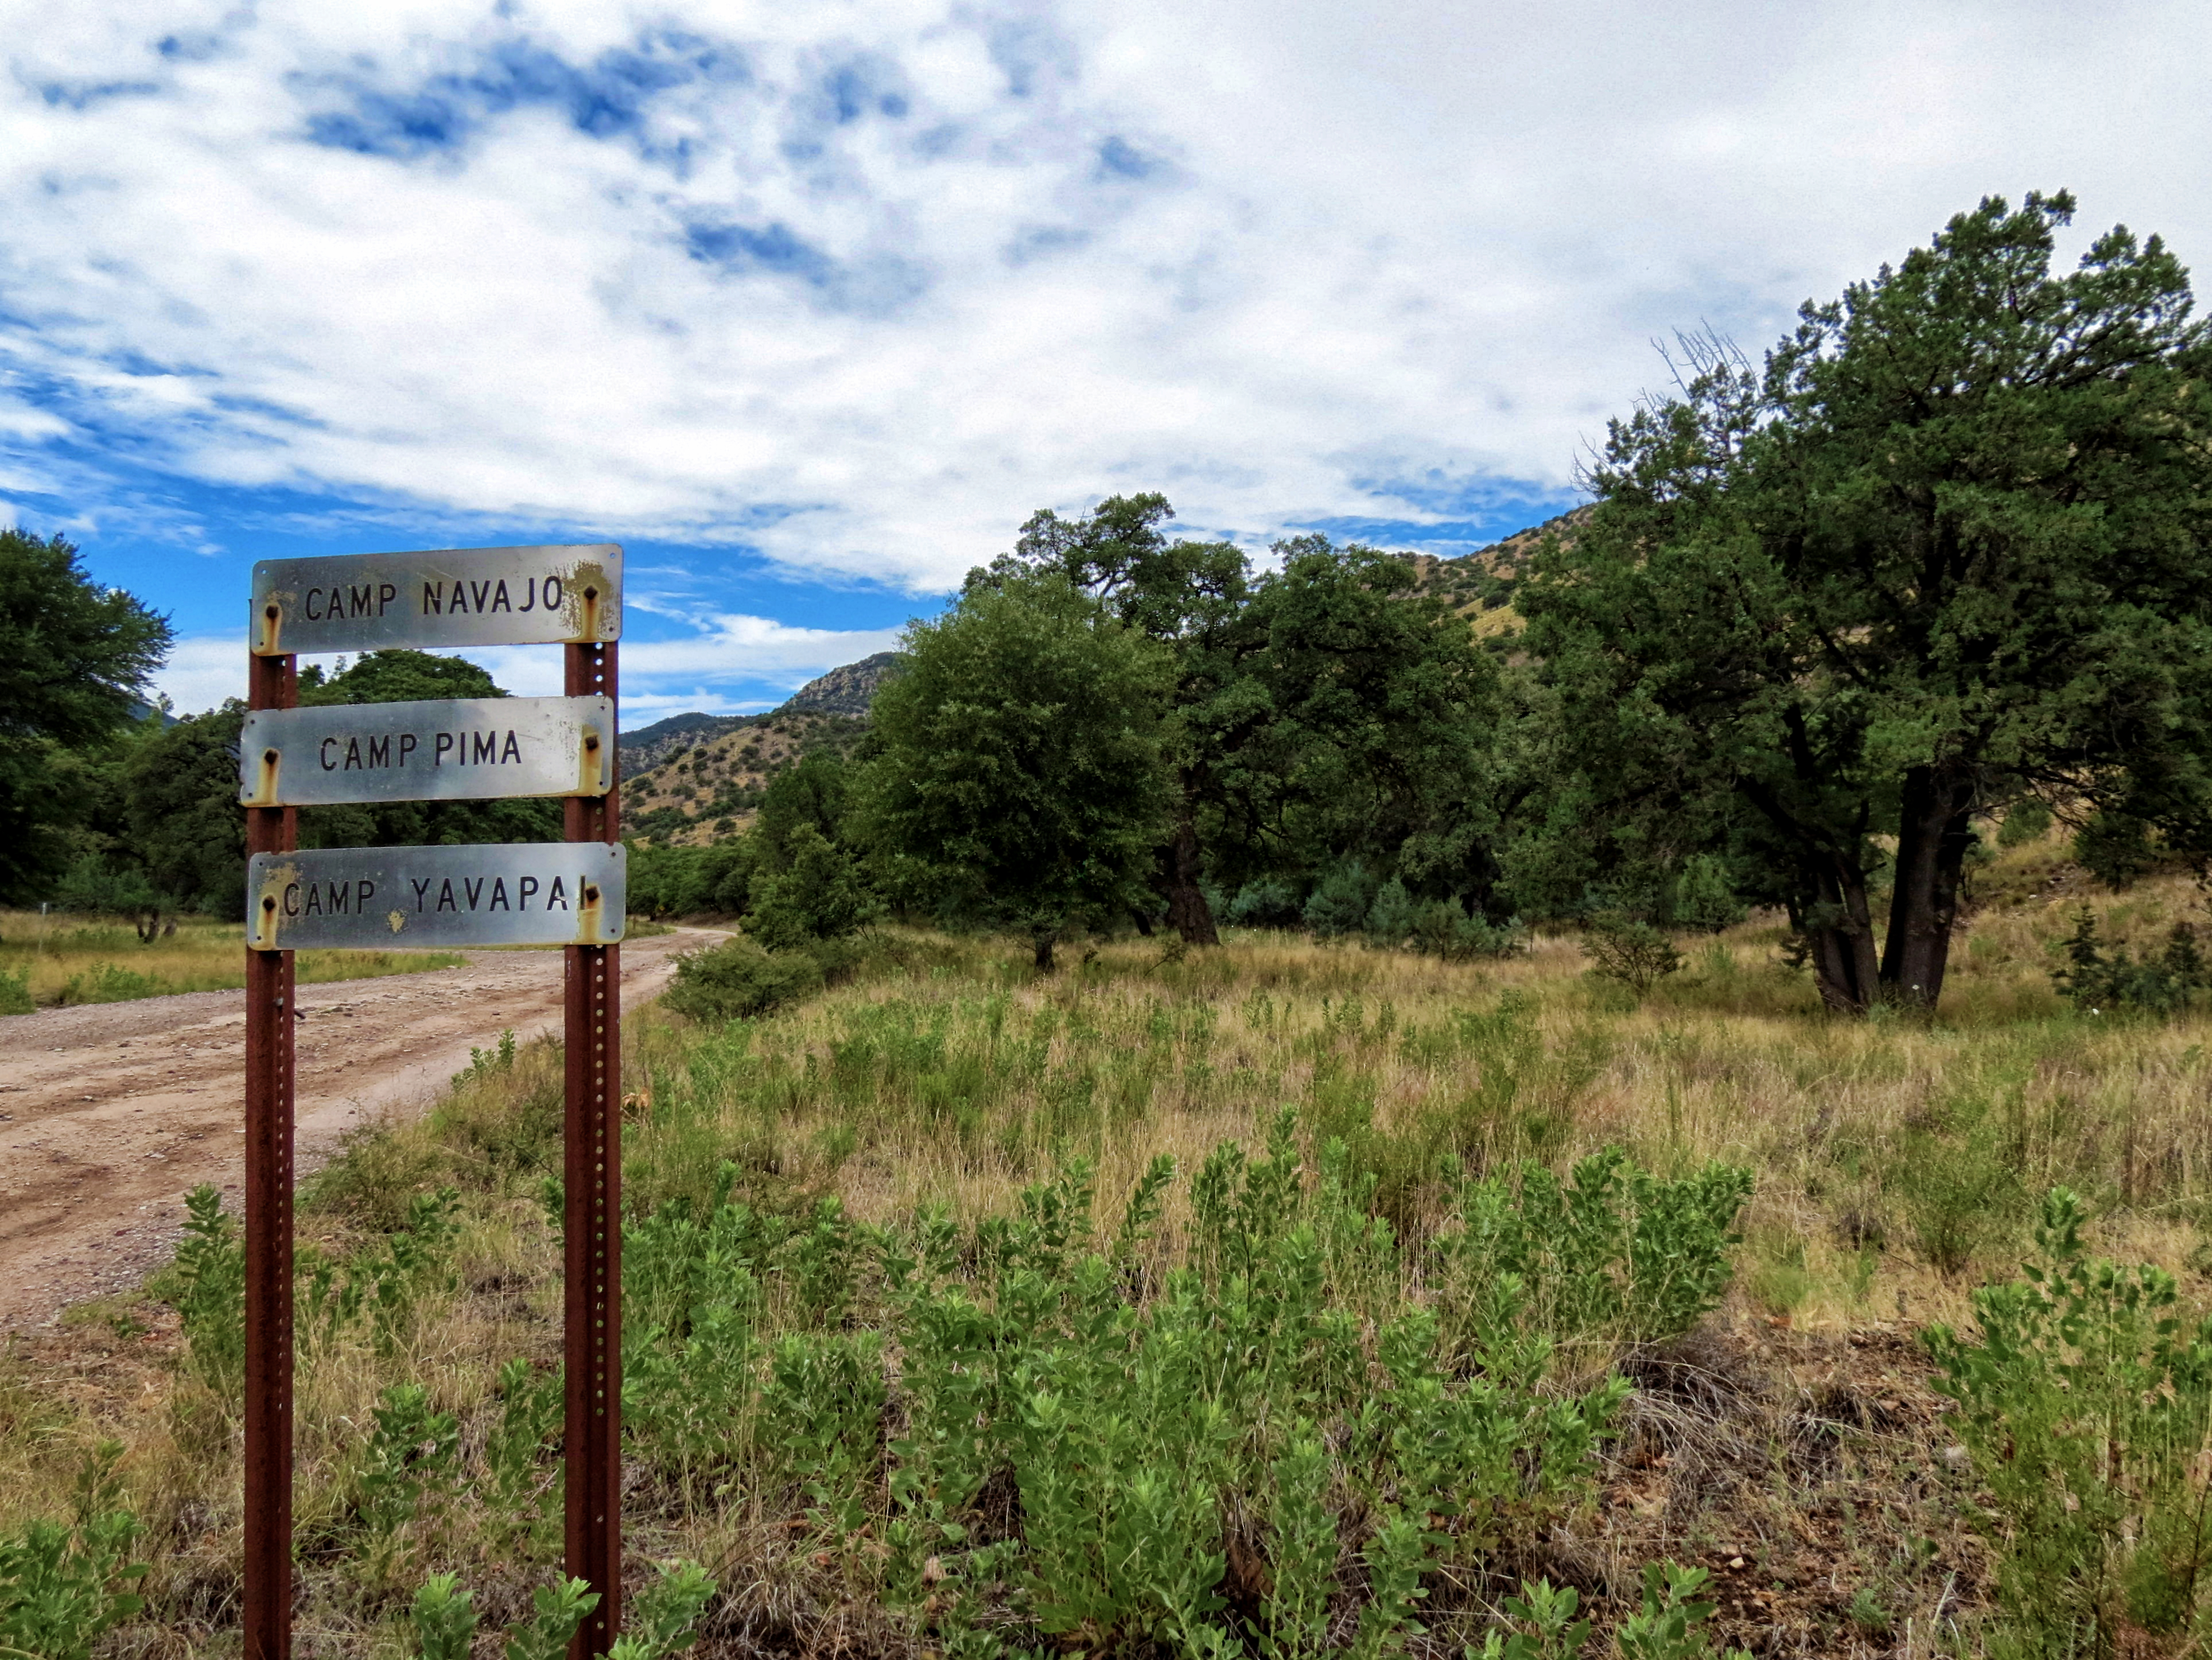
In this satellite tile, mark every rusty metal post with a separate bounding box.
[243,648,298,1660]
[564,640,621,1657]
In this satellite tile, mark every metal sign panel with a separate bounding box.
[238,695,614,807]
[250,543,621,655]
[245,843,625,950]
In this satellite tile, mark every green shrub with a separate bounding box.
[613,1559,718,1659]
[761,1330,885,1533]
[2050,906,2209,1014]
[411,1573,601,1660]
[452,1027,517,1088]
[980,1143,1624,1658]
[0,964,30,1016]
[663,938,825,1023]
[484,1358,561,1517]
[0,1445,147,1660]
[1302,863,1375,938]
[1888,1106,2022,1277]
[160,1185,244,1406]
[1363,877,1418,947]
[1999,797,2052,848]
[1580,916,1683,994]
[1227,879,1303,928]
[410,1573,477,1660]
[294,1185,461,1362]
[507,1578,602,1660]
[1926,1188,2212,1651]
[744,825,879,950]
[358,1383,458,1537]
[1665,856,1746,934]
[2073,809,2160,889]
[614,1119,1736,1659]
[1434,1146,1752,1349]
[1412,900,1526,962]
[1613,1562,1754,1660]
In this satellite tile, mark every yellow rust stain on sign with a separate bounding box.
[567,559,612,642]
[240,744,283,808]
[249,860,302,950]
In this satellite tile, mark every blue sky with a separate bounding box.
[4,1,2209,723]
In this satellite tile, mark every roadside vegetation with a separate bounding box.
[0,911,465,1012]
[3,818,2212,1655]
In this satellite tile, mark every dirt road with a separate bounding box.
[0,928,718,1329]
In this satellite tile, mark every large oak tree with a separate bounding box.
[858,573,1174,970]
[0,529,169,903]
[1519,193,2212,1013]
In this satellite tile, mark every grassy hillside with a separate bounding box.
[621,710,866,846]
[4,825,2210,1654]
[1402,505,1592,626]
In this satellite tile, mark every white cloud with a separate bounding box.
[3,0,2210,604]
[150,613,904,718]
[625,616,906,680]
[146,633,248,717]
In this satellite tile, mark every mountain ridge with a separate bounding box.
[617,651,905,776]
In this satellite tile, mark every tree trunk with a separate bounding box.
[1033,931,1056,973]
[1881,767,1976,1010]
[1164,781,1220,946]
[1803,854,1881,1014]
[1128,907,1155,938]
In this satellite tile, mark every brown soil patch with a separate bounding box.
[0,927,721,1328]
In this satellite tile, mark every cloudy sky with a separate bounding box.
[3,1,2207,722]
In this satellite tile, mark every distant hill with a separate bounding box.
[619,711,755,775]
[617,651,905,778]
[620,709,867,845]
[776,651,905,717]
[615,652,907,844]
[1382,504,1593,646]
[1403,504,1593,615]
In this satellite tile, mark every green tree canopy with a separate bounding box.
[751,752,853,872]
[974,499,1499,940]
[859,574,1173,969]
[71,648,557,920]
[299,649,507,706]
[0,529,170,901]
[296,650,561,852]
[1203,535,1500,907]
[122,707,251,919]
[1518,192,2212,1012]
[971,492,1249,940]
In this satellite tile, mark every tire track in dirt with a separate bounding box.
[0,928,721,1328]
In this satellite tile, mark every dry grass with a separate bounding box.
[4,830,2209,1655]
[616,862,2212,1337]
[0,910,464,1008]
